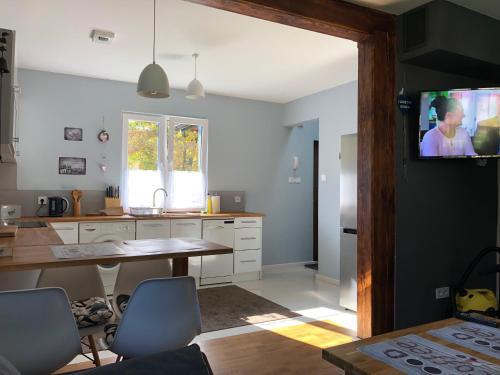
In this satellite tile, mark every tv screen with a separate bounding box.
[419,88,500,158]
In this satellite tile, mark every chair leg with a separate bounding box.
[201,351,214,375]
[87,335,101,367]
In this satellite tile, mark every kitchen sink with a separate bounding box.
[129,207,162,217]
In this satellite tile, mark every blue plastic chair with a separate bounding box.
[0,287,81,375]
[110,276,202,359]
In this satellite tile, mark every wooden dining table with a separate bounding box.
[0,227,232,276]
[322,318,500,374]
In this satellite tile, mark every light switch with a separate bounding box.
[321,174,327,182]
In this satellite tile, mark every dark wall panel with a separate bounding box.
[394,63,498,329]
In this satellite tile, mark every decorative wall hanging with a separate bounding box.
[97,130,109,143]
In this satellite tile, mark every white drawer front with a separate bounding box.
[171,219,202,239]
[136,220,171,239]
[51,222,79,244]
[234,217,262,228]
[235,228,261,250]
[234,250,261,273]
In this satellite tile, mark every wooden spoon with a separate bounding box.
[71,190,83,217]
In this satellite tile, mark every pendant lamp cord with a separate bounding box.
[153,0,156,64]
[194,54,197,79]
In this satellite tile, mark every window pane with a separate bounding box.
[125,118,162,209]
[172,124,202,172]
[127,120,159,170]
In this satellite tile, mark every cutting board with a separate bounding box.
[0,225,18,237]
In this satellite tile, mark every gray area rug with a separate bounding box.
[83,285,298,353]
[198,285,300,332]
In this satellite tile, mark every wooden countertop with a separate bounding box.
[322,318,500,374]
[0,238,232,272]
[0,227,63,248]
[29,212,265,223]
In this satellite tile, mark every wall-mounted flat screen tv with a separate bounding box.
[419,88,500,158]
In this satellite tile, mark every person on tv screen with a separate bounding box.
[420,96,477,157]
[473,95,500,156]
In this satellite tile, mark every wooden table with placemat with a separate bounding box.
[322,318,500,374]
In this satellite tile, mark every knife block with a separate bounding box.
[104,197,121,209]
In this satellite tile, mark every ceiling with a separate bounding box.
[0,0,358,104]
[346,0,500,19]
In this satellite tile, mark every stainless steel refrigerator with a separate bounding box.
[340,133,357,312]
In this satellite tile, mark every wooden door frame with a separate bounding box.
[186,0,396,338]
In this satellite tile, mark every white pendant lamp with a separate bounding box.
[186,53,205,100]
[137,0,169,98]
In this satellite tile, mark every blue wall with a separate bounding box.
[14,69,330,266]
[283,81,358,280]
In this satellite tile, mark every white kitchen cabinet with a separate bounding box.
[234,249,262,273]
[234,227,261,250]
[170,219,202,281]
[235,217,262,228]
[136,220,171,239]
[50,222,79,244]
[201,219,234,285]
[234,217,262,281]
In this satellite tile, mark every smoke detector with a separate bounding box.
[90,29,115,44]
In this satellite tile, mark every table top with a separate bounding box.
[0,237,232,272]
[322,318,500,374]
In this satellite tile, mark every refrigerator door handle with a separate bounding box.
[343,228,357,235]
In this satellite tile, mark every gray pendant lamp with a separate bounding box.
[186,53,205,100]
[137,0,169,98]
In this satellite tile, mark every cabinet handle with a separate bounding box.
[240,259,257,263]
[177,223,196,226]
[144,224,164,228]
[241,220,256,224]
[240,237,256,240]
[84,228,97,232]
[56,227,75,231]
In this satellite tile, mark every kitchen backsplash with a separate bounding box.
[0,190,246,217]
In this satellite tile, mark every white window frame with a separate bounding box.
[121,112,208,211]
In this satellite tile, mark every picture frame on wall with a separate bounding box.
[64,127,83,141]
[59,157,86,175]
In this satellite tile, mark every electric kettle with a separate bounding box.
[48,197,69,217]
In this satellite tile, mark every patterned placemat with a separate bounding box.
[428,322,500,360]
[358,334,500,374]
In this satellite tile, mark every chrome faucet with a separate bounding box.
[153,188,168,212]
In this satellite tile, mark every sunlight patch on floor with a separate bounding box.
[267,319,354,349]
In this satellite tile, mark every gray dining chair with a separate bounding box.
[0,287,81,375]
[112,259,172,318]
[109,276,201,359]
[37,265,113,366]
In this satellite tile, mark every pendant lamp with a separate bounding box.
[137,0,169,98]
[186,53,205,100]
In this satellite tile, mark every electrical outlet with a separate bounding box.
[234,196,241,203]
[288,176,301,184]
[38,196,48,205]
[435,286,450,299]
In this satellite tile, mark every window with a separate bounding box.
[122,113,208,211]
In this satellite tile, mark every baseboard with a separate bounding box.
[315,273,340,286]
[262,261,310,271]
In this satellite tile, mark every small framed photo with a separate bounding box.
[59,157,86,175]
[64,127,83,141]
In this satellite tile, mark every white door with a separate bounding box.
[201,219,234,284]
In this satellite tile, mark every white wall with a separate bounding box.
[283,81,358,280]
